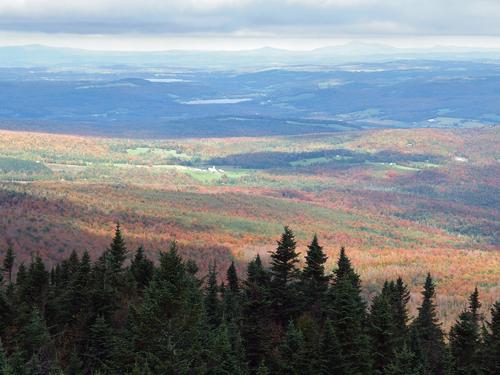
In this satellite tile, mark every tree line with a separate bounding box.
[0,225,498,374]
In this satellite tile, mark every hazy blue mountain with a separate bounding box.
[2,44,500,69]
[0,49,499,138]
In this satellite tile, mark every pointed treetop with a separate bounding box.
[302,234,329,295]
[304,234,328,275]
[107,222,127,271]
[270,226,300,283]
[255,254,263,268]
[333,246,360,287]
[468,287,481,319]
[226,261,239,294]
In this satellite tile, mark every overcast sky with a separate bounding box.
[1,0,500,50]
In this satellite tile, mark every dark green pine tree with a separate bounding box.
[0,340,14,375]
[131,241,209,374]
[27,254,50,310]
[205,261,222,329]
[369,292,398,374]
[410,273,446,375]
[385,344,423,375]
[256,361,269,375]
[3,246,15,284]
[85,315,113,374]
[277,321,307,375]
[326,247,371,375]
[16,307,56,373]
[449,288,482,375]
[227,261,240,295]
[0,285,11,335]
[468,286,481,321]
[241,255,272,372]
[392,277,411,342]
[300,234,329,313]
[269,226,300,325]
[67,250,80,276]
[334,246,360,287]
[130,246,154,290]
[209,322,247,375]
[67,250,93,330]
[65,349,84,375]
[107,223,128,274]
[481,301,500,375]
[223,261,241,323]
[319,319,343,375]
[221,261,246,371]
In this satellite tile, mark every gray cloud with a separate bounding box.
[0,0,499,36]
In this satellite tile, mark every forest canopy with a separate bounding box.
[0,225,498,374]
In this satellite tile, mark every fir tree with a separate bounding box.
[66,350,84,375]
[385,344,423,375]
[223,262,242,334]
[278,321,307,375]
[369,292,398,374]
[300,234,329,313]
[269,226,300,325]
[468,286,481,322]
[256,361,269,375]
[227,261,240,295]
[319,319,343,375]
[0,340,14,375]
[482,301,500,375]
[205,261,221,329]
[130,241,209,374]
[3,246,14,284]
[334,246,360,287]
[86,315,113,374]
[449,311,481,375]
[16,307,56,371]
[241,255,272,372]
[106,223,128,277]
[449,288,482,375]
[27,254,50,310]
[393,277,411,342]
[210,322,246,375]
[327,247,371,375]
[130,246,154,290]
[411,273,446,375]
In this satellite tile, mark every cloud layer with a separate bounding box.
[0,0,499,37]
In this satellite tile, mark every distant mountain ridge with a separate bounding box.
[2,43,500,68]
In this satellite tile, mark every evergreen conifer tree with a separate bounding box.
[482,301,500,375]
[278,321,307,375]
[449,288,482,375]
[393,277,411,342]
[130,246,154,290]
[107,223,128,274]
[385,344,423,375]
[256,361,269,375]
[0,340,14,375]
[410,273,446,375]
[3,246,14,284]
[241,255,272,372]
[205,261,221,329]
[269,226,300,325]
[369,292,398,374]
[319,319,343,375]
[86,315,113,374]
[300,234,329,313]
[326,247,371,375]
